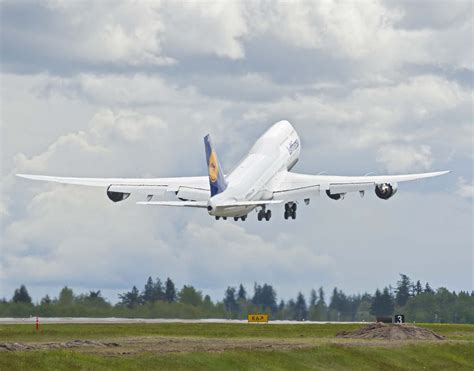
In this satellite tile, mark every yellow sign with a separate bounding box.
[209,150,218,183]
[248,314,269,323]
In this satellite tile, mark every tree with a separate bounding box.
[425,282,434,294]
[395,274,412,307]
[294,292,308,321]
[12,285,32,304]
[237,284,247,301]
[142,277,157,303]
[118,286,142,308]
[318,287,326,306]
[58,287,74,306]
[252,283,277,313]
[178,285,203,306]
[414,280,423,295]
[165,278,176,302]
[40,295,52,305]
[371,287,394,317]
[309,289,317,307]
[223,287,239,313]
[154,278,165,301]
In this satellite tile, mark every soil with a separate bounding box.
[0,340,119,352]
[336,322,444,341]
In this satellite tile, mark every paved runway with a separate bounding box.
[0,317,367,325]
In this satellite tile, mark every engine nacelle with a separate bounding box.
[375,183,398,200]
[326,190,345,200]
[107,188,130,202]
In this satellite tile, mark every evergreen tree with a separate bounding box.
[165,278,176,302]
[318,287,326,306]
[154,278,165,301]
[40,294,51,305]
[371,287,394,317]
[278,299,285,312]
[237,284,247,301]
[309,289,317,307]
[118,286,142,308]
[178,285,203,306]
[415,280,423,295]
[142,276,156,303]
[252,283,277,313]
[12,285,32,304]
[294,292,308,320]
[223,287,239,313]
[425,282,434,294]
[395,274,412,306]
[58,286,74,306]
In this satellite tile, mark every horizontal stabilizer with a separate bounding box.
[215,200,283,207]
[137,201,208,208]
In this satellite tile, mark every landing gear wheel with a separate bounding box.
[284,211,289,219]
[215,216,220,220]
[291,211,296,219]
[257,211,263,221]
[265,210,272,221]
[234,216,239,221]
[241,216,247,221]
[223,217,227,220]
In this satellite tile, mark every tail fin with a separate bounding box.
[204,134,228,196]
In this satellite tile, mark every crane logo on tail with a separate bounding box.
[209,151,219,183]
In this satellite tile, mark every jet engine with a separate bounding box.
[326,190,345,200]
[107,188,130,202]
[375,183,398,200]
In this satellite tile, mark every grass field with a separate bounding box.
[1,322,473,370]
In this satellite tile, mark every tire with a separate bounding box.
[265,210,271,221]
[223,217,227,220]
[292,203,297,212]
[257,212,263,221]
[284,211,289,219]
[291,211,296,219]
[234,217,239,221]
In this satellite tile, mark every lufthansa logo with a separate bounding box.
[209,151,218,183]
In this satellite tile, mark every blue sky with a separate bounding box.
[1,1,472,303]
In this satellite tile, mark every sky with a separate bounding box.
[1,0,472,304]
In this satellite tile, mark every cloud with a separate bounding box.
[456,177,474,199]
[1,1,472,302]
[376,144,433,173]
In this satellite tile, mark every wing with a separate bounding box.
[271,170,450,202]
[16,174,210,202]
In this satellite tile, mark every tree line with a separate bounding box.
[1,274,473,323]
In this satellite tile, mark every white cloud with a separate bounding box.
[457,177,474,199]
[376,144,433,173]
[1,1,472,302]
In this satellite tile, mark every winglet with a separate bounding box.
[204,134,228,197]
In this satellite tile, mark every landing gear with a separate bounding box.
[284,203,297,220]
[257,208,272,221]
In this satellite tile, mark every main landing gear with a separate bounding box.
[257,208,272,221]
[215,216,247,221]
[284,203,297,220]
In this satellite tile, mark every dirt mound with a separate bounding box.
[0,340,119,352]
[336,322,444,341]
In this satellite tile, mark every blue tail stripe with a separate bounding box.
[204,134,228,197]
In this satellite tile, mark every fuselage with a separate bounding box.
[208,120,300,217]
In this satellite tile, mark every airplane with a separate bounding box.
[17,120,449,221]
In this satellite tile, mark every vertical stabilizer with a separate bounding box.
[204,134,228,196]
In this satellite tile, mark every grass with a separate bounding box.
[0,323,473,370]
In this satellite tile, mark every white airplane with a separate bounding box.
[17,120,449,221]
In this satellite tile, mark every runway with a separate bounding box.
[0,317,367,325]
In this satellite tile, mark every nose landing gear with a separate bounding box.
[284,203,297,220]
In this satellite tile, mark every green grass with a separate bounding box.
[1,322,473,342]
[0,343,473,370]
[0,323,473,370]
